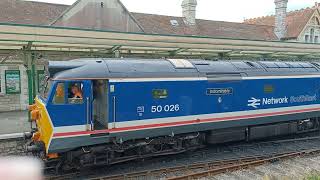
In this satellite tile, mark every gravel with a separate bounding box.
[212,155,320,180]
[0,138,27,156]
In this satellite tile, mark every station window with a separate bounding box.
[68,82,84,104]
[152,89,168,99]
[53,83,65,104]
[305,35,309,43]
[310,29,315,43]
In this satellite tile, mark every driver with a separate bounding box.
[71,85,83,99]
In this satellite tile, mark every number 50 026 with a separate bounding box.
[151,104,180,113]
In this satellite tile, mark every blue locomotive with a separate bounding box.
[26,58,320,168]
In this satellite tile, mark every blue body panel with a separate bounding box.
[45,78,320,127]
[46,80,93,127]
[109,78,319,123]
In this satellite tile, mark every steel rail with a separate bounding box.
[93,156,268,180]
[89,150,320,180]
[168,149,320,180]
[88,135,320,180]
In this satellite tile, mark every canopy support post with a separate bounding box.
[23,42,36,105]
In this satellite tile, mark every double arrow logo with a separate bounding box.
[247,97,261,109]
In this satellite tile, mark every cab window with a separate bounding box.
[68,82,84,104]
[53,83,65,104]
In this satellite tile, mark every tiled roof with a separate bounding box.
[0,0,68,25]
[132,13,278,40]
[244,7,316,39]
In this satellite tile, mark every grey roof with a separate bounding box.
[49,58,320,80]
[0,0,68,25]
[50,58,199,79]
[132,13,278,41]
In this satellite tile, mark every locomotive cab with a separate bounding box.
[42,79,108,131]
[45,80,93,130]
[28,78,109,156]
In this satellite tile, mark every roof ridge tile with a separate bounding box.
[244,5,316,23]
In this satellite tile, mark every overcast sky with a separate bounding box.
[30,0,319,22]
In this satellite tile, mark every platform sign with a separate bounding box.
[5,70,21,94]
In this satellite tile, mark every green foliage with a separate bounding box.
[306,171,320,180]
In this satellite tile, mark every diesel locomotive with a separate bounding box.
[26,58,320,169]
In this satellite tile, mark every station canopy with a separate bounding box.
[0,23,319,58]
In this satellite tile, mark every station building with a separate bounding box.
[0,0,319,112]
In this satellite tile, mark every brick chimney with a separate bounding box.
[274,0,288,39]
[181,0,197,25]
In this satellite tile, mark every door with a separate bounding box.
[92,80,108,130]
[47,80,93,130]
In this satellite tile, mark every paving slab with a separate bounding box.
[0,111,30,135]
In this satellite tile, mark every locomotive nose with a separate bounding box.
[26,103,41,142]
[29,104,40,122]
[28,104,36,111]
[25,97,55,158]
[31,110,40,121]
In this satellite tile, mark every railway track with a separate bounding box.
[87,149,320,180]
[0,134,26,156]
[44,133,320,180]
[168,150,320,180]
